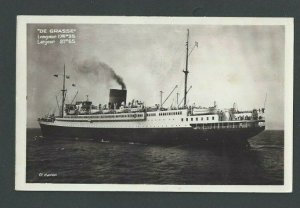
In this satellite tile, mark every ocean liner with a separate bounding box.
[38,29,265,145]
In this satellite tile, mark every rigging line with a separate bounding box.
[173,42,187,90]
[169,47,184,73]
[176,56,185,93]
[65,94,70,104]
[54,95,62,116]
[55,96,60,111]
[47,94,60,116]
[264,93,268,109]
[178,86,192,107]
[71,90,79,104]
[170,97,176,108]
[162,85,178,106]
[53,90,61,99]
[47,104,56,116]
[51,103,57,115]
[163,34,183,74]
[188,45,196,56]
[158,50,164,73]
[188,41,198,56]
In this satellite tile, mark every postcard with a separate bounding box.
[16,16,293,192]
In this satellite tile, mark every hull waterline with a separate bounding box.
[40,123,265,145]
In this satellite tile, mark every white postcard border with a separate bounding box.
[16,16,294,192]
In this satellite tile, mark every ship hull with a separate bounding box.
[39,123,265,145]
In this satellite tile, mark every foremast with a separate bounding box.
[61,65,67,118]
[54,64,69,118]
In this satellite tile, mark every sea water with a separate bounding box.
[26,129,283,185]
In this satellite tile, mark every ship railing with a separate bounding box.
[191,120,264,130]
[56,112,147,122]
[39,117,55,122]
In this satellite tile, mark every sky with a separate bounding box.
[27,24,285,129]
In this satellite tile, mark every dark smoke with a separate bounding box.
[75,58,126,89]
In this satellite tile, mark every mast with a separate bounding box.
[183,29,189,107]
[61,64,66,118]
[160,90,163,107]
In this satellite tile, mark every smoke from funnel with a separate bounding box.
[75,58,126,89]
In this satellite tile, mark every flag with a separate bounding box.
[195,41,198,48]
[53,74,58,77]
[66,75,70,79]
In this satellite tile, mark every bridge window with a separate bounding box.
[196,117,198,121]
[207,117,209,120]
[186,118,188,121]
[212,116,214,120]
[191,118,193,121]
[181,118,183,122]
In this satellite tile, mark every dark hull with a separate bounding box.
[40,123,265,145]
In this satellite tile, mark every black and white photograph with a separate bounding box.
[15,16,293,192]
